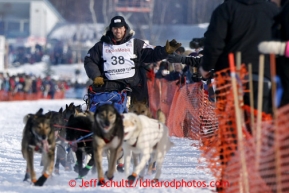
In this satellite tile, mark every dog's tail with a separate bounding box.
[169,141,175,148]
[166,140,175,151]
[157,109,166,124]
[23,114,32,124]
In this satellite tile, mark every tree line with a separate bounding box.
[49,0,223,25]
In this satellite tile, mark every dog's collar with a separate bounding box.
[124,137,138,147]
[126,123,160,148]
[131,137,138,147]
[103,136,114,144]
[28,144,42,153]
[123,136,138,147]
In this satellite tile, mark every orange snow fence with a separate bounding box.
[147,78,179,120]
[0,91,65,101]
[200,65,289,192]
[148,59,289,192]
[147,78,218,141]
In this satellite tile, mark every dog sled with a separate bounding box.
[85,80,132,114]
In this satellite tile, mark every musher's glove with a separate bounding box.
[93,77,104,86]
[167,53,186,64]
[258,41,289,58]
[165,39,182,54]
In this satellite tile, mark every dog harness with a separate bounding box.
[131,137,138,147]
[28,144,42,153]
[28,125,50,153]
[130,123,161,148]
[103,135,115,144]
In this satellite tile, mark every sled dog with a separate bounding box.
[129,101,166,174]
[122,112,173,183]
[66,110,95,178]
[93,104,124,185]
[21,108,55,186]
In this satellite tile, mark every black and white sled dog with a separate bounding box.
[54,102,83,175]
[65,110,95,179]
[21,108,55,186]
[122,112,174,183]
[93,104,124,185]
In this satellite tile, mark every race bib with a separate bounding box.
[103,39,135,80]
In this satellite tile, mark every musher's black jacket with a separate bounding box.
[84,25,168,91]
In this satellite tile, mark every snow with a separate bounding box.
[0,99,215,193]
[0,62,215,192]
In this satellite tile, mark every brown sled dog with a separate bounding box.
[93,104,124,185]
[129,101,166,124]
[22,108,55,186]
[129,101,152,118]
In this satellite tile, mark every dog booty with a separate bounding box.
[105,171,114,180]
[80,165,91,177]
[127,173,137,185]
[116,163,124,173]
[97,178,105,186]
[34,173,49,186]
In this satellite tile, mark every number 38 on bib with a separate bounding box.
[103,39,136,80]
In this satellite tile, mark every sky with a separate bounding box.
[0,99,215,193]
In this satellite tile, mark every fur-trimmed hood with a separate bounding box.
[100,23,135,44]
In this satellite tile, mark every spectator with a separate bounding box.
[48,79,57,99]
[42,76,56,99]
[74,80,85,99]
[199,0,279,115]
[258,0,289,107]
[197,1,279,192]
[0,73,3,90]
[189,37,204,56]
[53,41,63,65]
[164,63,185,81]
[23,75,32,93]
[155,61,170,79]
[13,47,28,65]
[175,47,185,55]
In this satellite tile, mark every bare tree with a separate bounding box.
[103,0,115,26]
[150,1,169,45]
[102,0,108,24]
[89,0,98,40]
[142,0,155,44]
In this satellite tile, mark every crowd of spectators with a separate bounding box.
[0,72,88,100]
[148,41,204,85]
[8,40,81,66]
